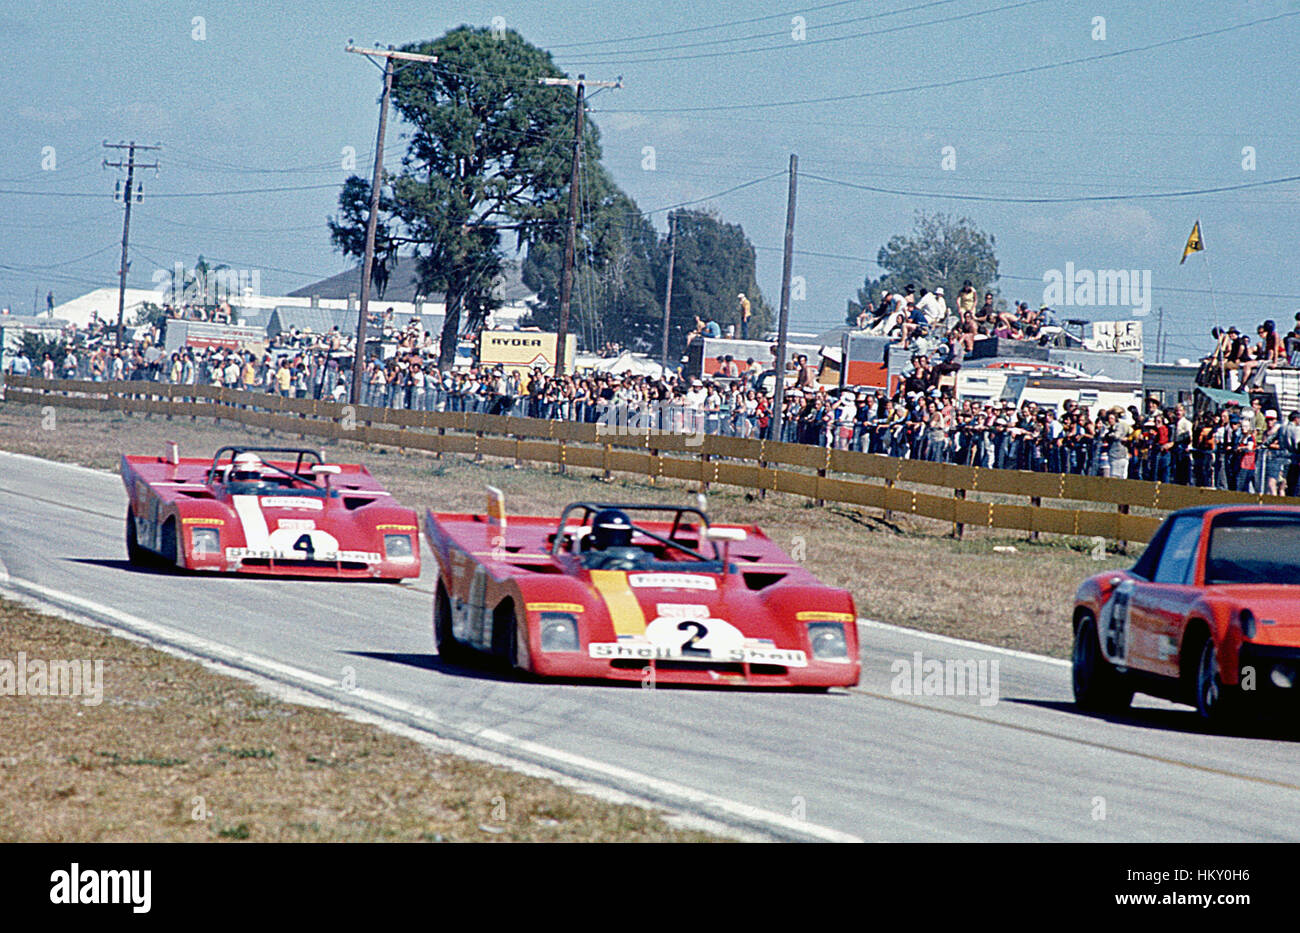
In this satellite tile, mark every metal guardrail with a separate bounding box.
[8,375,1294,543]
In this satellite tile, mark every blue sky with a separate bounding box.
[3,0,1299,360]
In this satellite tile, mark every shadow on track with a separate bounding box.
[64,557,169,575]
[342,649,844,694]
[63,556,410,584]
[342,650,519,683]
[1008,697,1300,742]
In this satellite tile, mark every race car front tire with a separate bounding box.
[490,599,528,674]
[434,580,470,666]
[1072,615,1133,712]
[125,509,150,566]
[1195,637,1240,731]
[159,517,180,569]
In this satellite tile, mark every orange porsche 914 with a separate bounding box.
[1072,504,1300,726]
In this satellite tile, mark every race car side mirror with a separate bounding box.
[705,527,747,542]
[311,464,341,490]
[705,526,747,571]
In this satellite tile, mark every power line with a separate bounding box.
[747,244,1300,302]
[561,0,1046,66]
[596,10,1300,113]
[801,170,1300,203]
[0,182,341,199]
[543,0,866,50]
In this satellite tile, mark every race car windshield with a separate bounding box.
[1205,514,1300,585]
[223,480,330,497]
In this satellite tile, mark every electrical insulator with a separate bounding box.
[114,180,121,200]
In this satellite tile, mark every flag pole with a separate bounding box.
[1202,249,1220,333]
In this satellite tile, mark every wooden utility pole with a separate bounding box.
[768,154,799,445]
[345,42,438,404]
[103,141,160,349]
[660,212,676,375]
[1155,305,1164,364]
[539,74,621,377]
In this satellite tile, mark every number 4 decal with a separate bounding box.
[1104,582,1132,662]
[293,534,316,559]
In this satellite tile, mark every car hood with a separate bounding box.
[577,567,851,646]
[1205,585,1300,633]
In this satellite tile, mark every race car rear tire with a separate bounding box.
[125,509,150,566]
[1195,637,1240,731]
[434,580,470,666]
[1072,615,1133,712]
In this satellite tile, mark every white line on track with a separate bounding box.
[0,571,860,843]
[0,449,113,476]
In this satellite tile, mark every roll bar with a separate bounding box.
[549,501,715,561]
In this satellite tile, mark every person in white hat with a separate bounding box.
[229,452,264,483]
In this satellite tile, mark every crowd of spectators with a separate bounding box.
[6,297,1300,496]
[854,280,1057,355]
[1200,313,1300,391]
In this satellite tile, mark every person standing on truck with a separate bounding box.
[737,293,752,340]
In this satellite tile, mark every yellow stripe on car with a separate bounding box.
[589,570,647,637]
[796,611,855,622]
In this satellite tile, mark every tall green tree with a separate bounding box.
[847,211,999,322]
[392,26,591,367]
[525,205,773,358]
[522,186,663,351]
[658,208,772,357]
[327,26,591,366]
[327,177,401,299]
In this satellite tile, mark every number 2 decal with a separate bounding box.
[677,620,709,656]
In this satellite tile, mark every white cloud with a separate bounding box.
[18,105,82,125]
[1024,204,1160,249]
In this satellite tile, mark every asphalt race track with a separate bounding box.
[2,450,1298,842]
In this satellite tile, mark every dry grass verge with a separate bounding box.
[0,596,716,842]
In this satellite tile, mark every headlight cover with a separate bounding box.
[807,622,848,660]
[384,534,414,559]
[539,612,580,652]
[190,527,220,557]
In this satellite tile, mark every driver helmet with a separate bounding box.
[591,509,633,550]
[230,452,263,482]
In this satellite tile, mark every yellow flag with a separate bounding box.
[1180,220,1204,264]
